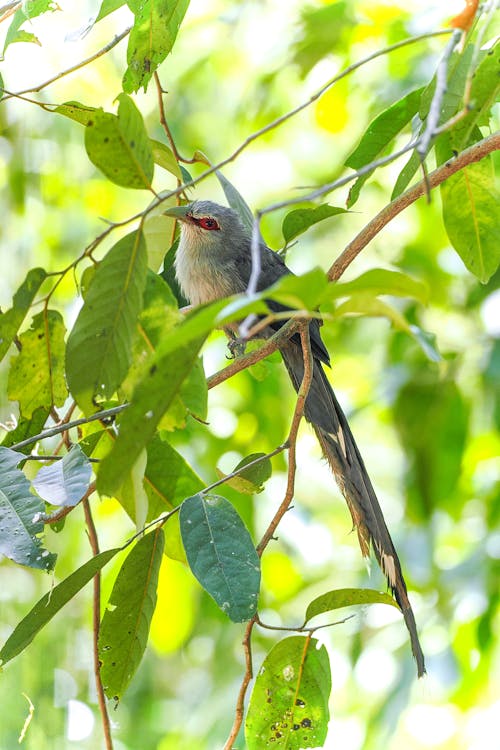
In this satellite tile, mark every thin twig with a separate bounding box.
[223,617,256,750]
[153,71,198,165]
[256,614,355,633]
[82,498,113,750]
[2,28,131,100]
[328,131,500,281]
[22,454,100,462]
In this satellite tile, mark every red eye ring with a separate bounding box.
[198,217,220,231]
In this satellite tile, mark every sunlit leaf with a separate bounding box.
[1,407,50,455]
[332,293,411,331]
[8,310,67,419]
[282,204,347,243]
[66,229,148,413]
[150,139,182,178]
[115,449,149,530]
[304,588,399,624]
[96,0,127,22]
[123,0,190,93]
[0,447,56,571]
[293,2,354,76]
[144,435,204,519]
[266,268,328,311]
[216,452,272,495]
[54,100,97,126]
[32,445,92,508]
[99,528,164,701]
[0,267,47,363]
[180,493,260,622]
[3,0,59,54]
[0,547,120,666]
[327,268,429,304]
[246,636,331,749]
[85,95,154,188]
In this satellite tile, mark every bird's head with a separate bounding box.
[163,200,248,253]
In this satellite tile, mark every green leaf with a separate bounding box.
[180,493,260,622]
[99,528,164,701]
[122,0,190,93]
[97,330,206,496]
[216,452,272,495]
[115,449,149,530]
[1,407,50,454]
[391,150,421,199]
[0,447,56,571]
[245,636,331,749]
[3,1,58,54]
[0,547,120,666]
[266,268,328,311]
[292,1,353,76]
[441,156,500,283]
[66,230,148,413]
[282,204,347,243]
[32,445,92,508]
[8,310,67,419]
[96,0,127,22]
[216,171,255,235]
[84,95,154,189]
[144,435,204,519]
[333,293,412,332]
[0,267,47,363]
[305,588,399,624]
[150,139,182,178]
[327,268,429,304]
[54,100,97,126]
[345,87,424,207]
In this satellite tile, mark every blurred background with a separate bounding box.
[0,1,499,748]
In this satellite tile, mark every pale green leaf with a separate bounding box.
[0,268,47,363]
[305,588,399,624]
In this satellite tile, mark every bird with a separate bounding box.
[163,199,425,677]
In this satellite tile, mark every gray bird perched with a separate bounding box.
[164,199,425,677]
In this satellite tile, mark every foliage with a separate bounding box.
[0,1,499,749]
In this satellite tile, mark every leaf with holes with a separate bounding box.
[0,447,56,571]
[246,636,331,749]
[65,229,148,413]
[0,268,47,363]
[99,528,164,701]
[32,445,92,508]
[8,310,67,419]
[304,588,399,624]
[0,547,120,666]
[85,95,154,188]
[180,494,260,622]
[123,0,190,93]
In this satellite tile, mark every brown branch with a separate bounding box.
[328,131,500,281]
[153,71,198,165]
[83,498,113,750]
[223,617,256,750]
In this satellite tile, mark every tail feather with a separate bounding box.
[280,341,426,677]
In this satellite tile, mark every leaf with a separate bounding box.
[0,447,56,571]
[99,528,164,701]
[304,588,399,624]
[32,445,92,508]
[245,636,331,749]
[150,139,182,178]
[345,87,424,207]
[216,452,272,495]
[65,229,148,413]
[333,293,412,332]
[0,267,47,363]
[84,95,154,189]
[0,547,120,666]
[115,449,149,530]
[266,268,328,311]
[54,100,97,126]
[1,407,50,454]
[144,435,203,519]
[180,493,260,622]
[96,0,127,22]
[216,171,255,235]
[8,310,67,419]
[122,0,190,93]
[327,268,429,304]
[292,1,353,76]
[282,204,347,243]
[391,150,421,199]
[441,156,500,283]
[97,330,206,496]
[3,0,57,54]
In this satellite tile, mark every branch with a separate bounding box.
[223,617,256,750]
[328,131,500,281]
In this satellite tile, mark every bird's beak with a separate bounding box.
[162,204,193,222]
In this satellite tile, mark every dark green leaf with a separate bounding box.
[246,636,331,749]
[66,230,148,413]
[282,204,347,243]
[54,100,97,126]
[144,435,204,518]
[85,95,154,189]
[122,0,190,93]
[0,268,47,363]
[32,445,92,508]
[327,268,429,304]
[180,493,260,622]
[99,528,164,700]
[0,547,120,665]
[96,0,127,22]
[0,447,56,571]
[305,588,399,624]
[8,310,67,418]
[216,171,255,235]
[1,408,50,454]
[150,139,181,178]
[216,452,272,495]
[345,88,424,207]
[391,150,421,199]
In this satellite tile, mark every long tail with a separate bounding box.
[280,341,425,677]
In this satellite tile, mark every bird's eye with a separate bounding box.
[198,217,219,230]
